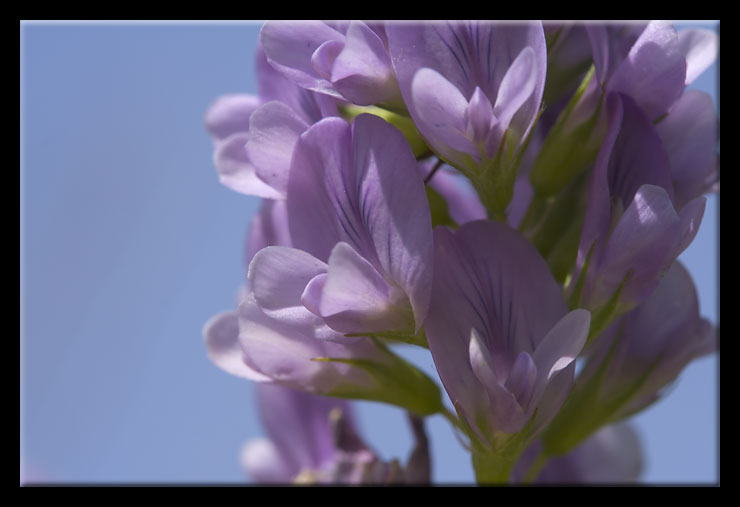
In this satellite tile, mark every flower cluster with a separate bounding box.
[203,20,718,484]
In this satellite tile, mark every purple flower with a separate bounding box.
[387,21,547,189]
[543,261,715,456]
[260,21,401,107]
[529,22,718,199]
[587,22,717,121]
[204,42,338,199]
[512,423,643,484]
[569,92,706,322]
[242,384,431,484]
[240,384,376,483]
[424,220,589,479]
[206,279,444,416]
[254,113,434,338]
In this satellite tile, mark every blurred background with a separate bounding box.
[20,20,719,484]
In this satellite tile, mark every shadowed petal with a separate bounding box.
[656,90,718,208]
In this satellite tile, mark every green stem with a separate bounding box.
[471,448,519,485]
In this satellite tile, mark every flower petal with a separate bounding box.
[213,132,282,199]
[410,67,476,161]
[248,246,332,330]
[315,242,413,334]
[656,90,718,208]
[608,21,687,120]
[331,21,399,105]
[260,21,345,98]
[204,94,260,141]
[246,101,310,198]
[678,28,718,85]
[203,310,270,382]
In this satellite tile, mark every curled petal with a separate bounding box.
[313,242,413,334]
[260,21,345,97]
[248,246,328,326]
[331,21,399,105]
[213,133,282,199]
[203,311,270,382]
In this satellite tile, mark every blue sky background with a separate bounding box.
[20,21,719,484]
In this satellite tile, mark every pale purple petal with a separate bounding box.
[388,21,547,168]
[204,94,260,141]
[203,310,270,382]
[607,21,687,120]
[466,87,496,145]
[311,40,344,81]
[331,21,399,105]
[245,101,310,198]
[350,114,434,330]
[503,351,538,412]
[238,292,375,393]
[213,132,282,199]
[492,47,538,130]
[255,384,340,474]
[286,117,353,261]
[594,185,685,306]
[287,114,434,332]
[575,92,685,309]
[256,41,339,124]
[425,220,569,438]
[260,21,345,98]
[312,242,413,334]
[410,67,476,161]
[248,246,328,326]
[678,28,718,85]
[531,309,590,384]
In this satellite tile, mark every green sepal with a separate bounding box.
[314,338,444,417]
